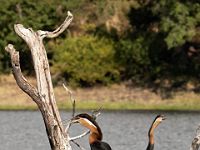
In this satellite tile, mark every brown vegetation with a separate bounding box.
[1,75,200,110]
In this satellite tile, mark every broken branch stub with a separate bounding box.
[5,12,73,150]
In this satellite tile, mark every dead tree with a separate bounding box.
[5,11,73,150]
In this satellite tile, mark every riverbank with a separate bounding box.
[1,75,200,111]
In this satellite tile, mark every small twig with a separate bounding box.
[63,83,76,117]
[62,83,77,134]
[65,120,72,133]
[69,130,90,141]
[71,140,86,150]
[91,107,102,120]
[62,84,102,148]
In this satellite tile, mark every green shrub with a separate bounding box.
[50,36,119,86]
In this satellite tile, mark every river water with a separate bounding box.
[0,110,199,150]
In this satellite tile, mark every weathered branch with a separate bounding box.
[190,126,200,150]
[5,44,40,104]
[5,12,73,150]
[38,11,73,39]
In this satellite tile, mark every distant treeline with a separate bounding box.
[0,0,200,87]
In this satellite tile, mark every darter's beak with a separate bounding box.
[71,116,80,124]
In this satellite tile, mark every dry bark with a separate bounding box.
[5,11,73,150]
[190,126,200,150]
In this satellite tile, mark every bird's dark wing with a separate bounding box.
[90,141,112,150]
[101,141,112,150]
[146,143,154,150]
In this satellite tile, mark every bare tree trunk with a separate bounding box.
[5,11,73,150]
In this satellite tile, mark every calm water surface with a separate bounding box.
[0,110,199,150]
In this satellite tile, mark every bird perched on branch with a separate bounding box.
[72,113,112,150]
[146,114,166,150]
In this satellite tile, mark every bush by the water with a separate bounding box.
[50,36,119,86]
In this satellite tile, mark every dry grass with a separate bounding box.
[1,75,200,110]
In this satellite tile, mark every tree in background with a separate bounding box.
[117,0,200,84]
[1,0,200,87]
[0,0,82,73]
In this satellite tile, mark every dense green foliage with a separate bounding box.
[0,0,76,72]
[50,36,119,86]
[152,1,200,48]
[118,0,200,82]
[0,0,200,86]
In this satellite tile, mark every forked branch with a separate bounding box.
[5,12,73,150]
[62,84,102,150]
